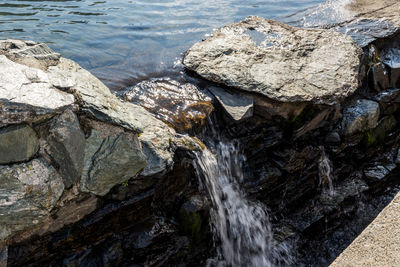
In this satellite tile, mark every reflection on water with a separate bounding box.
[0,0,327,90]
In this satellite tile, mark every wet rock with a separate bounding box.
[120,78,213,132]
[368,115,397,144]
[208,86,253,122]
[0,124,39,165]
[0,159,64,240]
[370,62,390,91]
[47,110,85,188]
[0,39,60,70]
[325,131,341,144]
[341,99,380,136]
[364,166,391,181]
[80,121,147,196]
[183,16,360,105]
[382,48,400,88]
[0,246,7,267]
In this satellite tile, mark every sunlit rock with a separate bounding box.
[120,78,213,132]
[183,16,360,105]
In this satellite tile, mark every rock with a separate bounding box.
[0,245,6,267]
[47,110,85,188]
[381,48,400,88]
[0,159,64,240]
[325,132,341,144]
[47,58,177,176]
[80,121,147,196]
[208,86,253,122]
[119,78,213,132]
[183,16,360,105]
[0,39,60,70]
[0,124,39,165]
[0,39,177,178]
[253,96,308,121]
[364,165,390,181]
[341,100,380,136]
[0,55,75,111]
[370,63,390,91]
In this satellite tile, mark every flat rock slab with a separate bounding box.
[183,16,360,105]
[330,191,400,267]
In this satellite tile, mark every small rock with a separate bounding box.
[47,110,85,188]
[341,99,380,135]
[370,62,390,91]
[325,132,341,144]
[80,122,147,196]
[208,86,253,122]
[364,166,390,181]
[0,124,39,165]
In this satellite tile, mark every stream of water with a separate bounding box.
[194,142,292,266]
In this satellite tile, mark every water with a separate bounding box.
[318,147,335,196]
[0,0,330,90]
[194,142,291,266]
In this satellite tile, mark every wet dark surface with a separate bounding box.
[0,0,325,90]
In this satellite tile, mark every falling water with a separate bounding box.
[318,147,335,196]
[194,142,291,267]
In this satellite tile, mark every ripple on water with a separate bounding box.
[0,0,331,90]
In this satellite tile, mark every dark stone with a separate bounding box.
[0,124,39,165]
[47,110,85,188]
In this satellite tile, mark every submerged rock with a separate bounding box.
[183,16,360,105]
[0,159,64,240]
[80,121,147,196]
[341,99,380,135]
[120,78,213,132]
[0,124,39,165]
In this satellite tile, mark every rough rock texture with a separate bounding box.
[0,55,74,111]
[47,110,85,188]
[80,122,147,196]
[120,78,214,132]
[330,191,400,267]
[0,124,39,165]
[341,99,380,135]
[0,159,64,240]
[183,16,360,104]
[208,86,253,121]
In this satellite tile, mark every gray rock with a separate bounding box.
[325,132,341,144]
[0,159,64,240]
[0,55,75,111]
[183,16,360,105]
[208,86,253,121]
[342,100,380,135]
[0,39,60,70]
[120,78,213,132]
[0,124,39,165]
[364,166,390,181]
[0,245,7,267]
[47,110,85,188]
[0,39,177,178]
[80,122,147,196]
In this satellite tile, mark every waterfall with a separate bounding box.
[194,142,291,267]
[318,146,335,196]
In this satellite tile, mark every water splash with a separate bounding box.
[194,142,291,267]
[318,146,335,196]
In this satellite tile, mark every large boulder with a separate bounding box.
[0,159,64,240]
[183,16,361,105]
[0,124,39,165]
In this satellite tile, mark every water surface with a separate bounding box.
[0,0,332,90]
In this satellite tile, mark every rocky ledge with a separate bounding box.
[0,39,205,247]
